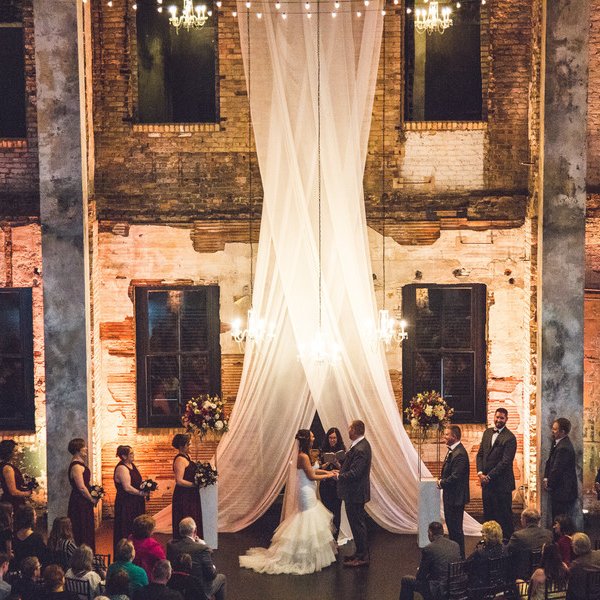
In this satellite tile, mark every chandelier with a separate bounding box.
[168,0,211,32]
[231,309,272,346]
[375,27,408,350]
[414,1,453,35]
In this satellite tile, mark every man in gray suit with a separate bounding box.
[507,507,552,580]
[438,425,470,559]
[567,533,600,600]
[336,419,372,567]
[166,518,226,600]
[399,521,461,600]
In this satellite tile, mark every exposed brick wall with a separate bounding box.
[588,0,600,187]
[0,0,39,210]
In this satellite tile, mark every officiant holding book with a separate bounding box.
[319,428,346,538]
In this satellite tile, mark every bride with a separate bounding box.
[239,429,338,575]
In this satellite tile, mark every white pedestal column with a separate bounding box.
[418,478,441,548]
[200,483,219,549]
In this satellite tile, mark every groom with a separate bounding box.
[335,419,372,567]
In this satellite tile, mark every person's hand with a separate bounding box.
[478,473,487,486]
[437,479,442,489]
[332,470,339,480]
[24,490,32,497]
[543,478,549,491]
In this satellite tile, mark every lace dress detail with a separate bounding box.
[239,468,336,575]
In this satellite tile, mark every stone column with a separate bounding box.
[33,0,91,525]
[538,0,589,526]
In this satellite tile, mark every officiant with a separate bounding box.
[319,428,346,538]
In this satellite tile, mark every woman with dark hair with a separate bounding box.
[552,514,576,566]
[0,503,13,556]
[171,433,202,539]
[66,438,96,550]
[0,440,32,511]
[528,543,568,600]
[319,427,346,537]
[39,565,79,600]
[240,429,337,574]
[167,553,204,600]
[105,568,131,600]
[113,445,146,555]
[12,556,42,600]
[12,505,50,570]
[47,517,76,570]
[130,514,165,579]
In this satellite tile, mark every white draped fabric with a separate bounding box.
[216,0,480,536]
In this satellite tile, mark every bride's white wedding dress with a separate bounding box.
[239,467,337,575]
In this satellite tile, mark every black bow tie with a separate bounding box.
[493,429,500,434]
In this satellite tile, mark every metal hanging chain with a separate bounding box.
[247,9,254,299]
[381,13,386,310]
[317,0,322,331]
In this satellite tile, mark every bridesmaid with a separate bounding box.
[0,440,32,511]
[67,438,97,551]
[171,433,202,539]
[113,445,146,554]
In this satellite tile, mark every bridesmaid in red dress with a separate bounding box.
[113,445,146,554]
[171,434,202,539]
[0,440,32,511]
[67,438,97,551]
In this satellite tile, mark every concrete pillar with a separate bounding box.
[538,0,589,526]
[33,0,91,525]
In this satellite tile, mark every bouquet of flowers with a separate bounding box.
[182,395,229,438]
[194,462,218,488]
[139,479,158,494]
[22,474,39,491]
[405,390,454,431]
[89,485,105,500]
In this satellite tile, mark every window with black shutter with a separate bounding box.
[135,286,221,428]
[0,288,35,431]
[0,18,26,138]
[402,284,486,423]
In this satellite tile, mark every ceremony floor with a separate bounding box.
[96,508,481,600]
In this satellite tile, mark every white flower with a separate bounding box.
[215,420,223,430]
[203,401,211,409]
[424,405,433,417]
[411,418,419,428]
[434,406,445,419]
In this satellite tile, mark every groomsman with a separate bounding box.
[438,425,470,559]
[476,408,517,539]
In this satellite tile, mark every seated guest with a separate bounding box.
[507,507,553,580]
[0,504,13,557]
[552,514,576,566]
[39,565,79,600]
[0,553,11,600]
[47,518,77,571]
[528,543,568,600]
[65,544,102,598]
[167,554,205,600]
[105,568,131,600]
[466,520,506,588]
[166,518,226,600]
[566,532,600,600]
[11,556,41,600]
[106,539,148,596]
[399,521,460,600]
[132,560,183,600]
[130,515,166,580]
[12,506,50,570]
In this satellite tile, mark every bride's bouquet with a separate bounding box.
[194,462,218,488]
[405,390,454,431]
[89,484,105,500]
[182,395,229,439]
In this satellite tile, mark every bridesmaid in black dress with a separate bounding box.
[113,445,146,554]
[67,438,97,551]
[0,440,32,511]
[171,433,202,539]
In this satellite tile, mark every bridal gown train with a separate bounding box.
[239,468,336,575]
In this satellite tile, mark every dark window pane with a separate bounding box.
[0,26,26,138]
[180,354,210,401]
[443,353,474,416]
[442,288,472,348]
[414,352,441,393]
[148,354,180,416]
[148,291,179,352]
[0,357,24,418]
[0,291,21,354]
[181,290,208,351]
[415,287,442,349]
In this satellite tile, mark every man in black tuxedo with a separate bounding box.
[543,417,578,520]
[438,425,470,559]
[336,419,372,568]
[476,407,517,539]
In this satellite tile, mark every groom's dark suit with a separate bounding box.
[337,437,372,561]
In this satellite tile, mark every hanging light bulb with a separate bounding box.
[232,10,237,16]
[305,1,310,9]
[275,1,281,8]
[356,10,362,16]
[331,10,336,16]
[216,1,222,7]
[334,0,340,8]
[307,11,312,17]
[158,5,163,12]
[246,1,251,7]
[256,11,262,17]
[381,9,386,15]
[282,11,287,18]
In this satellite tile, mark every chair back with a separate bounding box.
[64,576,92,600]
[586,570,600,600]
[487,555,510,589]
[594,539,600,551]
[5,570,21,585]
[544,577,567,599]
[529,548,543,577]
[515,580,528,599]
[446,560,469,600]
[93,552,111,569]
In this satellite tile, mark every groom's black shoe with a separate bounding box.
[344,558,369,568]
[342,554,357,563]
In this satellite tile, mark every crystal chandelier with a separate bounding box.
[168,0,210,32]
[231,309,272,347]
[414,1,453,35]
